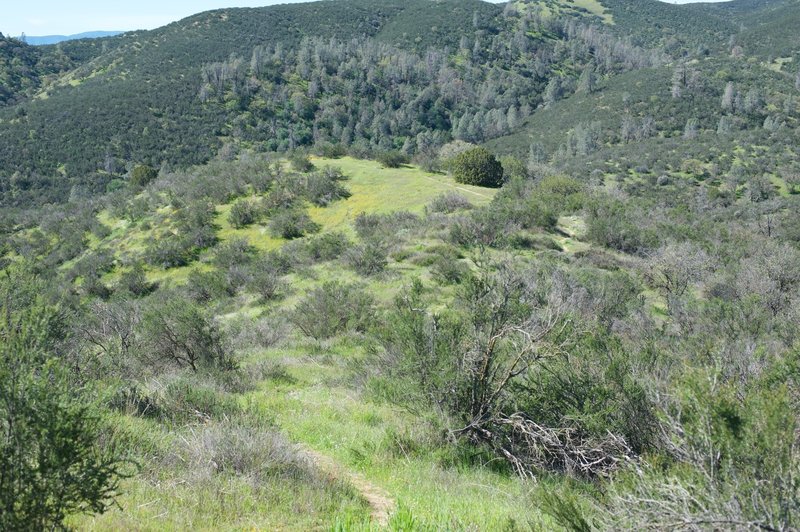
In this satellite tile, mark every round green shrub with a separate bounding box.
[451,147,504,188]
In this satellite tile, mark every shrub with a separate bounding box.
[213,238,254,270]
[181,422,314,482]
[247,268,282,301]
[163,378,238,422]
[228,198,264,228]
[185,269,236,302]
[501,156,529,180]
[344,240,389,276]
[130,164,158,188]
[118,263,156,297]
[289,152,315,172]
[354,211,420,241]
[305,231,351,262]
[252,250,294,276]
[318,142,347,159]
[226,315,289,352]
[376,150,409,168]
[451,147,504,188]
[526,196,560,230]
[0,274,128,530]
[145,236,197,269]
[585,198,659,255]
[304,168,351,206]
[291,282,375,340]
[426,192,474,214]
[263,182,300,214]
[268,209,320,240]
[139,294,233,372]
[431,254,470,285]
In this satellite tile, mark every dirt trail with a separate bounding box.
[299,445,395,527]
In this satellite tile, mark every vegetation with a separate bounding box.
[0,273,129,529]
[1,0,800,529]
[451,147,505,188]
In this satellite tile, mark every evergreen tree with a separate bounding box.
[451,147,504,188]
[528,142,547,167]
[543,76,563,108]
[0,272,128,529]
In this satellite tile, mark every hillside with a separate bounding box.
[0,0,507,195]
[1,0,798,208]
[0,0,666,203]
[1,1,800,530]
[4,136,799,529]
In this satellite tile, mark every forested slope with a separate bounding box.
[2,1,800,530]
[0,0,797,208]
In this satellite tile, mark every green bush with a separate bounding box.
[344,240,389,276]
[228,198,264,228]
[130,164,158,188]
[139,294,234,372]
[304,231,351,262]
[268,208,320,239]
[318,142,347,159]
[145,236,198,269]
[376,150,409,168]
[291,281,375,340]
[289,152,314,172]
[0,273,128,529]
[426,192,473,214]
[304,167,351,206]
[451,147,504,188]
[117,263,157,297]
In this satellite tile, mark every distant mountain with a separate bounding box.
[21,31,124,46]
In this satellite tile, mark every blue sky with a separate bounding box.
[4,0,729,37]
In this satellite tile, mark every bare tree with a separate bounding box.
[449,264,636,478]
[644,242,712,312]
[721,81,735,112]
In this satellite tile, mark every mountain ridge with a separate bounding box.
[0,0,798,206]
[21,31,125,46]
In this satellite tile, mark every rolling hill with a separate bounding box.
[0,0,797,207]
[2,1,800,530]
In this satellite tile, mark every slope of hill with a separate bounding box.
[0,34,40,106]
[4,138,799,529]
[0,0,796,221]
[2,0,800,530]
[0,0,510,197]
[723,0,800,59]
[0,32,122,107]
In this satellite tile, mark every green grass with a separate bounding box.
[64,156,576,530]
[517,0,614,25]
[69,416,367,531]
[246,338,554,530]
[88,156,495,290]
[307,156,495,232]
